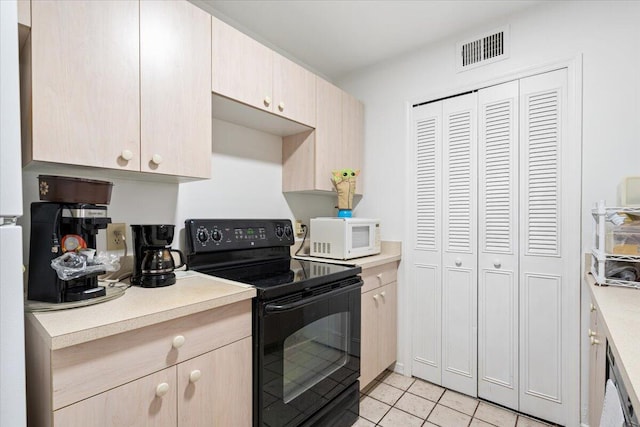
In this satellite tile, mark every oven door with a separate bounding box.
[255,277,362,427]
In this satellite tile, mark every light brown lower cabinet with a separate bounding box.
[54,366,177,427]
[360,261,399,389]
[26,300,252,427]
[588,301,607,427]
[52,338,251,427]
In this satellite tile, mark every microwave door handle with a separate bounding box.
[264,280,363,314]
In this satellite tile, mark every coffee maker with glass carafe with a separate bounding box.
[131,224,185,287]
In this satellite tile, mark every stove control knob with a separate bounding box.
[197,229,209,244]
[284,225,293,238]
[275,225,284,238]
[212,230,222,242]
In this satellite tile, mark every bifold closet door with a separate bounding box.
[441,93,478,397]
[518,68,571,425]
[410,92,478,397]
[477,81,519,409]
[411,101,443,385]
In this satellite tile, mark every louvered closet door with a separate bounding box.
[518,69,571,425]
[410,102,443,384]
[441,93,478,397]
[477,81,519,409]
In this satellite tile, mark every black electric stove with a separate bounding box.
[185,219,362,427]
[185,219,361,299]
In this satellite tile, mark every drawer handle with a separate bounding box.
[155,382,170,397]
[264,96,271,107]
[120,149,133,161]
[493,259,501,269]
[590,337,601,346]
[172,335,185,349]
[455,258,462,267]
[278,102,285,112]
[588,328,596,337]
[189,370,202,383]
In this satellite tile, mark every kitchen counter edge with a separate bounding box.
[586,272,640,413]
[26,271,256,351]
[294,240,402,269]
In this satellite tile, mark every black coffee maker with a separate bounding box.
[28,202,111,303]
[131,224,186,287]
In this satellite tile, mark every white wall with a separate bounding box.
[337,1,640,424]
[21,119,336,259]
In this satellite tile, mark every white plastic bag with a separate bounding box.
[50,251,120,280]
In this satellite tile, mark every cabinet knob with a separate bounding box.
[172,335,185,349]
[373,294,379,300]
[376,273,383,282]
[455,258,462,267]
[590,303,596,312]
[494,259,501,269]
[590,337,601,346]
[189,370,202,383]
[155,382,170,397]
[380,291,386,299]
[120,149,133,161]
[588,328,596,337]
[264,96,271,107]
[151,154,163,165]
[278,102,285,112]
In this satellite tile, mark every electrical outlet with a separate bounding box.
[295,220,304,236]
[107,223,126,251]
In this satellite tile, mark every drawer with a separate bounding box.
[51,299,251,410]
[361,262,398,293]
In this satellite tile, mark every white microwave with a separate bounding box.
[310,218,381,260]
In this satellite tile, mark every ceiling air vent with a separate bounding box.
[456,26,509,72]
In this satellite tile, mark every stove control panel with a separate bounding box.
[185,219,295,254]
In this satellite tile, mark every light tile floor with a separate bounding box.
[355,371,558,427]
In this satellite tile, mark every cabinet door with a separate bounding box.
[378,282,398,372]
[53,367,176,427]
[273,54,316,127]
[441,92,478,397]
[178,337,252,427]
[360,288,379,389]
[477,80,519,409]
[588,305,606,427]
[212,16,272,112]
[140,0,211,178]
[314,78,343,192]
[410,101,443,384]
[30,0,140,170]
[342,92,365,194]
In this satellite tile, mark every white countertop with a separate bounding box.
[28,243,402,351]
[587,273,640,412]
[27,271,256,350]
[294,240,402,269]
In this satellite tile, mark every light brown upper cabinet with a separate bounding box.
[21,0,211,179]
[140,0,211,178]
[211,16,316,127]
[283,78,364,193]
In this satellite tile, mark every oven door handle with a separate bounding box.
[264,280,362,314]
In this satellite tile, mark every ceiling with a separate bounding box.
[192,0,543,82]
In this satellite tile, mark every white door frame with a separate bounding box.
[402,56,583,426]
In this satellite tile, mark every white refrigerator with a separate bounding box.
[0,0,27,425]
